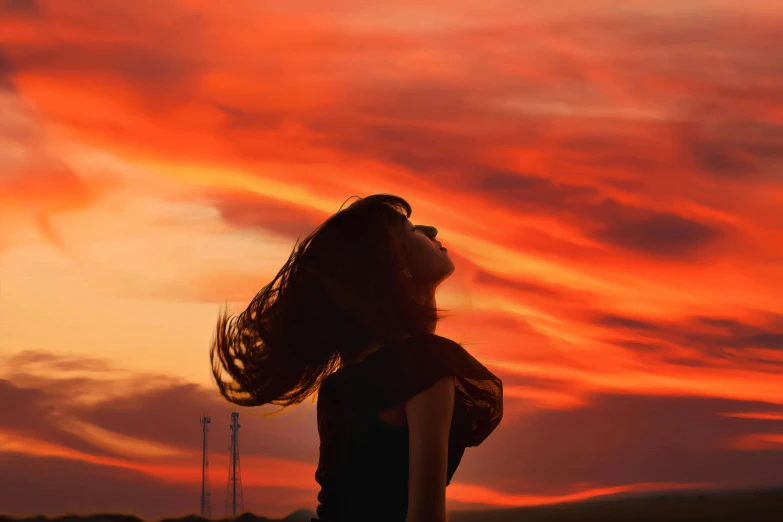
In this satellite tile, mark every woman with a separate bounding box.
[211,194,503,522]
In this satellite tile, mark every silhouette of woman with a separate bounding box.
[211,194,503,522]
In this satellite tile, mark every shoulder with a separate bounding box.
[337,333,503,446]
[361,333,493,406]
[399,334,504,447]
[395,333,496,380]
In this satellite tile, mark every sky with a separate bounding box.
[1,0,783,518]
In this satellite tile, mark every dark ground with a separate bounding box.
[2,489,782,522]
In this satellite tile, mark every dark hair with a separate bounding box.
[210,194,443,408]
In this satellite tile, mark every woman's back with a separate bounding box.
[312,333,503,522]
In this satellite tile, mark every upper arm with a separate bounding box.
[404,375,455,522]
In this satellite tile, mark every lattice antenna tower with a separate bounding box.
[200,413,212,518]
[224,412,244,517]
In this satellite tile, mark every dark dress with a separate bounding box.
[311,333,503,522]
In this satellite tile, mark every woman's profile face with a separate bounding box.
[399,219,455,285]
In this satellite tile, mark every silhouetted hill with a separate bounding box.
[449,488,783,522]
[2,488,782,522]
[0,510,317,522]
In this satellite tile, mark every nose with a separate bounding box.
[417,225,438,239]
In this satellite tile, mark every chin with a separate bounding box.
[418,255,455,284]
[440,260,456,280]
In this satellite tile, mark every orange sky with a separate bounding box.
[2,0,783,519]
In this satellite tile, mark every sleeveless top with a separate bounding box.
[311,333,504,522]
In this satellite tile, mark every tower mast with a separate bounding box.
[200,413,212,518]
[225,412,244,517]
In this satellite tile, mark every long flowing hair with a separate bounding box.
[210,194,443,408]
